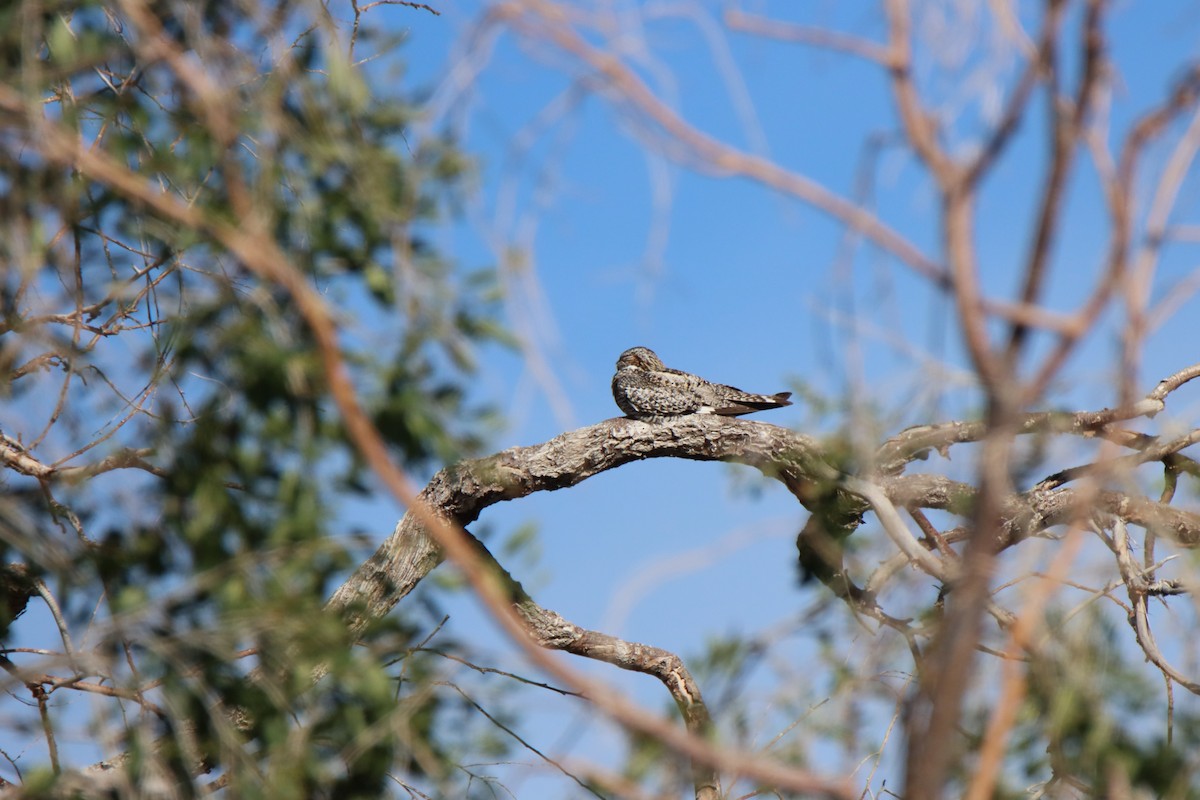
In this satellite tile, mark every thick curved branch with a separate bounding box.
[327,416,831,632]
[464,534,721,800]
[329,415,1200,635]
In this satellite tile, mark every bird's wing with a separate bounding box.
[624,373,702,414]
[709,386,793,416]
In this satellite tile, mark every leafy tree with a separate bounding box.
[4,2,1200,800]
[2,1,505,796]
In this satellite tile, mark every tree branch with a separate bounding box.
[330,412,1200,633]
[463,534,721,800]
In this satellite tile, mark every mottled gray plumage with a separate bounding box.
[611,346,792,420]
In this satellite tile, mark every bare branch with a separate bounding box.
[1111,520,1200,694]
[360,0,440,14]
[883,0,956,183]
[0,433,162,483]
[1032,64,1200,402]
[872,357,1194,475]
[966,525,1088,800]
[463,534,720,799]
[326,416,831,633]
[1003,0,1098,365]
[492,1,947,286]
[723,9,890,65]
[842,477,952,581]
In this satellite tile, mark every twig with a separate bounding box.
[1110,519,1200,694]
[32,581,77,672]
[438,682,603,798]
[1033,427,1200,492]
[360,0,439,15]
[421,649,581,697]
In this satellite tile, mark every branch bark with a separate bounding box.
[327,416,832,633]
[331,405,1200,641]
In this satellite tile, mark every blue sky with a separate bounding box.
[396,1,1200,414]
[340,2,1200,793]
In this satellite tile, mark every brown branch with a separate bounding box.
[908,507,954,557]
[962,5,1057,189]
[1035,64,1200,402]
[965,523,1086,800]
[723,9,890,65]
[883,0,956,183]
[0,655,61,773]
[1125,103,1200,377]
[1033,428,1200,492]
[1003,0,1093,364]
[883,0,1000,402]
[0,665,168,717]
[492,1,947,287]
[463,534,720,800]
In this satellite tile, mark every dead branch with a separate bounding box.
[723,9,890,65]
[330,408,1200,631]
[464,534,721,800]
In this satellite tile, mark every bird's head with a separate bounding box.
[615,346,664,371]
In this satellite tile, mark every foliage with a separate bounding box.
[0,0,508,796]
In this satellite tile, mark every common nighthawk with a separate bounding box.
[611,346,792,420]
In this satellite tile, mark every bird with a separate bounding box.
[611,346,792,421]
